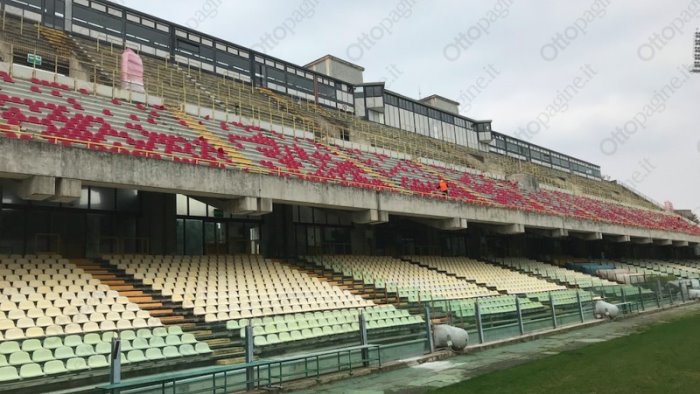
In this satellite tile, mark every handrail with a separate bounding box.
[96,344,381,393]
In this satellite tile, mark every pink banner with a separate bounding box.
[120,48,145,93]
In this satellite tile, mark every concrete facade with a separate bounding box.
[1,138,698,246]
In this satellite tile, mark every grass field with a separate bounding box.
[433,310,700,394]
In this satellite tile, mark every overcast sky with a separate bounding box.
[117,0,700,215]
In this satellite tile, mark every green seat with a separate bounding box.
[0,355,5,367]
[88,355,109,369]
[31,349,53,363]
[311,327,323,337]
[253,336,267,347]
[194,343,211,354]
[279,332,292,342]
[162,346,180,358]
[95,342,111,355]
[120,340,132,351]
[43,337,62,350]
[290,331,303,341]
[21,339,42,353]
[165,334,181,346]
[120,330,136,341]
[152,327,168,337]
[102,332,116,342]
[132,338,149,350]
[126,350,146,363]
[66,357,88,371]
[136,329,152,339]
[0,366,19,382]
[266,334,279,344]
[75,344,95,357]
[149,336,166,348]
[301,329,313,339]
[83,333,101,345]
[178,344,196,356]
[145,348,164,360]
[226,321,238,330]
[43,360,66,375]
[0,342,20,355]
[53,346,75,360]
[181,334,197,344]
[19,363,43,379]
[164,325,185,337]
[64,335,83,348]
[9,351,31,366]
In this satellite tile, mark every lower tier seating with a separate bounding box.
[0,255,210,384]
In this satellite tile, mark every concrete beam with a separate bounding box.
[653,239,672,246]
[352,209,388,225]
[672,240,689,247]
[416,217,468,231]
[604,234,631,243]
[493,223,525,235]
[227,197,273,216]
[2,138,700,244]
[526,228,568,238]
[18,175,55,201]
[50,178,81,203]
[632,237,653,244]
[571,231,603,241]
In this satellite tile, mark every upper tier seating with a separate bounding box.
[0,255,209,383]
[406,256,565,294]
[1,72,699,236]
[106,255,375,323]
[306,255,498,301]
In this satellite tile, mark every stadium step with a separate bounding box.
[167,108,253,168]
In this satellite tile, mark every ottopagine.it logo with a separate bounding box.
[184,0,224,30]
[249,0,320,54]
[539,0,612,62]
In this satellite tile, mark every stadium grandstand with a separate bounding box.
[0,0,698,392]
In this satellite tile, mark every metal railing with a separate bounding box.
[96,344,381,394]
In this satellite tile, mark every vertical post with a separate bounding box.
[109,333,121,385]
[549,292,557,329]
[680,282,687,303]
[668,285,674,305]
[475,299,484,344]
[576,291,584,323]
[638,286,645,311]
[515,296,524,335]
[621,287,627,304]
[446,301,453,326]
[359,312,369,367]
[656,279,662,308]
[245,324,255,390]
[424,305,434,353]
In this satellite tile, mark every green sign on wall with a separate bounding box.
[27,53,42,66]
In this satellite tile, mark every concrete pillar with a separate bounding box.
[352,209,388,225]
[18,176,55,201]
[139,192,176,255]
[51,178,81,203]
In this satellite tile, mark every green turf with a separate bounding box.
[433,311,700,394]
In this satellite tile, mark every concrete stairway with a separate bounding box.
[91,258,246,366]
[72,259,189,326]
[400,257,505,294]
[167,107,253,168]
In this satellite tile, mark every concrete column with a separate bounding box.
[18,176,55,201]
[51,178,81,203]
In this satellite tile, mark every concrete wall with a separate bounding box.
[1,138,698,245]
